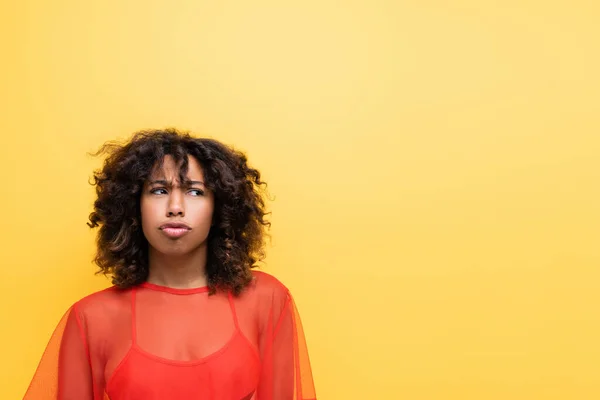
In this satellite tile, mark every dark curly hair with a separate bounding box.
[87,128,270,295]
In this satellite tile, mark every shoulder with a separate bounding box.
[251,270,289,292]
[71,285,132,318]
[249,270,290,296]
[238,270,291,307]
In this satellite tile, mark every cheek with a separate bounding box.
[140,199,160,228]
[193,206,214,226]
[199,195,215,219]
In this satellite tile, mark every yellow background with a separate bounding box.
[1,1,599,399]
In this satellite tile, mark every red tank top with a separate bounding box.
[105,287,260,399]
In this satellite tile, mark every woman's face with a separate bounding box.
[140,155,215,256]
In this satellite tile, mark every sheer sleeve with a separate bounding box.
[256,290,316,400]
[23,304,94,400]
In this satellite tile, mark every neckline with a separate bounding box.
[139,281,209,295]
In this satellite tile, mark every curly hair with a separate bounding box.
[87,128,270,295]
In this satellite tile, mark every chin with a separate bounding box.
[150,241,205,257]
[156,245,193,256]
[159,248,189,256]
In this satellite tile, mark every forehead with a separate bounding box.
[149,155,204,179]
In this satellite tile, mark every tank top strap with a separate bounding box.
[227,292,241,330]
[130,288,138,345]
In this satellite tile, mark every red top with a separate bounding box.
[24,271,316,400]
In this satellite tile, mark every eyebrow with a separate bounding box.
[148,179,205,186]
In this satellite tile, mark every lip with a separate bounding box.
[160,222,191,230]
[159,223,191,239]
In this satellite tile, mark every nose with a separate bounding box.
[166,190,185,217]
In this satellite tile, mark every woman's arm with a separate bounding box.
[24,305,94,400]
[257,291,316,400]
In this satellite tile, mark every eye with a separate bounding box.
[189,189,205,196]
[150,188,168,195]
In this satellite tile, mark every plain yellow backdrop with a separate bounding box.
[1,0,599,399]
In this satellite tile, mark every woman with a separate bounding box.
[23,128,316,400]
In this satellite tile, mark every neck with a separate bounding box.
[146,242,208,289]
